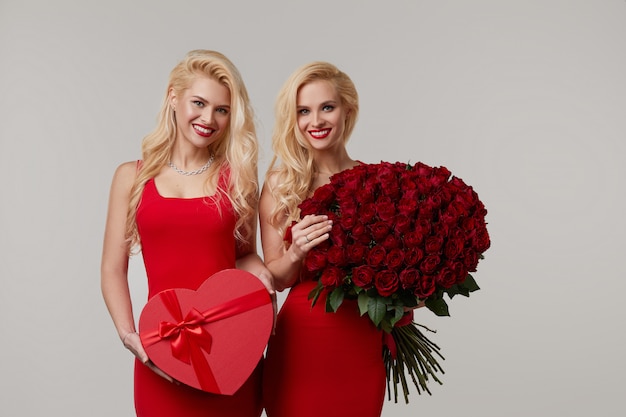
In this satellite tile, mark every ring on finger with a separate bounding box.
[305,234,311,243]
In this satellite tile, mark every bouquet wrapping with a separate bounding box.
[296,161,490,403]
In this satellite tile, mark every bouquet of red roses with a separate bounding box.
[298,161,490,403]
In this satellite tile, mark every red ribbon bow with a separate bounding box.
[158,304,214,365]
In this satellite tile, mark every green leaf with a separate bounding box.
[357,292,370,316]
[446,284,469,298]
[307,281,324,307]
[425,298,450,316]
[328,287,345,312]
[368,296,387,326]
[460,274,480,292]
[380,317,393,334]
[388,305,405,327]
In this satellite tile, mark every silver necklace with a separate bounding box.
[168,154,215,176]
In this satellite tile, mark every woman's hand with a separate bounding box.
[254,267,279,335]
[288,214,333,262]
[122,332,177,384]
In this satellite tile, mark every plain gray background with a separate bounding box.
[1,1,625,416]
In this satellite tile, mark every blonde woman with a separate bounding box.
[260,62,386,417]
[101,50,272,417]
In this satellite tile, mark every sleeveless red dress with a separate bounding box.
[134,176,263,417]
[262,279,386,417]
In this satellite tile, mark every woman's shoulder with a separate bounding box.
[116,160,141,171]
[110,160,141,187]
[261,170,286,196]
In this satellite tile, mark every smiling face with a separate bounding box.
[296,80,348,152]
[170,75,231,149]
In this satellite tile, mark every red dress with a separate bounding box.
[262,280,386,417]
[134,176,263,417]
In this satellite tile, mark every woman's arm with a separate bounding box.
[100,162,173,382]
[258,177,333,291]
[101,162,139,347]
[234,211,274,295]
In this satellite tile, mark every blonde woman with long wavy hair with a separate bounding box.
[101,50,272,417]
[259,62,387,416]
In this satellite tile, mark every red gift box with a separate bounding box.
[139,269,273,395]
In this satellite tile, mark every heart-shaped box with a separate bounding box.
[139,269,273,395]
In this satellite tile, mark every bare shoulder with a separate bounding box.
[261,170,281,193]
[259,171,282,215]
[109,161,139,191]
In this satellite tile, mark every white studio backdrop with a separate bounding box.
[1,1,625,416]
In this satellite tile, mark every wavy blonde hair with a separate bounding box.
[265,62,359,234]
[126,50,259,252]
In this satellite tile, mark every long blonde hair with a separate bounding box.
[265,62,359,234]
[126,50,259,252]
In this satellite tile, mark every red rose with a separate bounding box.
[339,211,357,231]
[443,236,465,260]
[460,216,477,232]
[340,165,366,188]
[347,243,368,263]
[377,163,397,184]
[399,268,420,290]
[357,202,378,224]
[440,202,463,226]
[400,175,418,192]
[369,221,391,241]
[452,261,468,284]
[310,184,335,206]
[424,235,445,254]
[404,230,426,248]
[474,199,488,217]
[341,199,358,216]
[362,177,379,200]
[320,266,346,288]
[374,270,399,297]
[376,198,397,221]
[367,245,387,268]
[355,183,375,204]
[447,175,467,191]
[386,248,405,270]
[462,248,479,272]
[304,250,327,273]
[381,234,401,251]
[405,247,425,266]
[413,162,434,177]
[329,225,350,247]
[435,267,457,289]
[421,194,443,215]
[398,195,419,217]
[326,245,347,267]
[414,274,436,299]
[473,227,491,253]
[414,218,432,236]
[431,166,451,186]
[298,198,320,217]
[336,190,355,207]
[420,254,441,275]
[393,215,412,235]
[350,222,371,244]
[352,265,375,288]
